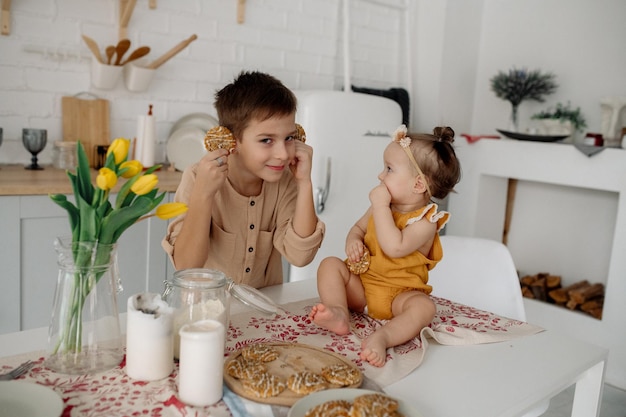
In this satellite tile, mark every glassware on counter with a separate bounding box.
[52,141,78,170]
[22,128,47,170]
[163,268,282,359]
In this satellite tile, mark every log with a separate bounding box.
[521,286,534,299]
[548,280,590,304]
[569,283,605,305]
[520,275,536,287]
[546,275,561,290]
[580,297,604,313]
[530,277,547,301]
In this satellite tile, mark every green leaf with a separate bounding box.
[115,172,141,209]
[99,196,155,244]
[76,193,98,243]
[144,165,162,175]
[76,142,94,205]
[49,194,80,234]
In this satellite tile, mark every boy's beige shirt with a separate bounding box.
[162,163,325,288]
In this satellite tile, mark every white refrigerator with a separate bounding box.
[289,90,403,282]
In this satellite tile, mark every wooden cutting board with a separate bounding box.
[61,93,111,167]
[223,342,362,406]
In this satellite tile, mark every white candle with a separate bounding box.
[178,319,225,406]
[125,293,174,381]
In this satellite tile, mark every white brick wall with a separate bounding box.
[0,0,408,165]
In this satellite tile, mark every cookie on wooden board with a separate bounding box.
[287,371,329,395]
[241,371,286,398]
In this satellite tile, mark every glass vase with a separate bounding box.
[509,104,519,132]
[44,237,123,374]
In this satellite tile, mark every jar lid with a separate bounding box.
[54,141,78,148]
[170,268,283,315]
[229,283,285,315]
[172,268,227,288]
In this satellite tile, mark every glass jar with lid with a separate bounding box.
[52,141,78,170]
[163,268,281,358]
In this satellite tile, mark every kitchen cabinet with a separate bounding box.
[0,192,176,334]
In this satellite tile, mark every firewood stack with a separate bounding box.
[519,273,604,320]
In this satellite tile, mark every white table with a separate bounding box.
[0,279,608,417]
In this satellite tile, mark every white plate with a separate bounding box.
[166,126,207,172]
[168,112,218,137]
[0,381,63,417]
[288,388,424,417]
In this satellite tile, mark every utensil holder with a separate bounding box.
[124,60,156,92]
[91,57,123,90]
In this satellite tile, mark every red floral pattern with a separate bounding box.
[0,296,542,416]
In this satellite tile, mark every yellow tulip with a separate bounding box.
[96,167,118,191]
[155,202,188,220]
[131,174,158,195]
[119,160,143,178]
[107,138,131,164]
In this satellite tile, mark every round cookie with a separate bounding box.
[345,247,371,275]
[321,363,362,386]
[241,371,286,398]
[241,344,280,362]
[295,123,307,143]
[286,371,328,395]
[304,400,352,417]
[204,125,236,152]
[349,393,400,417]
[226,357,267,380]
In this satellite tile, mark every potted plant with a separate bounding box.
[531,102,587,136]
[490,67,558,132]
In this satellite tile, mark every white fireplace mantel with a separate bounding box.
[447,138,626,390]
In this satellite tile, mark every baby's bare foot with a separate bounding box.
[360,333,388,367]
[309,303,351,335]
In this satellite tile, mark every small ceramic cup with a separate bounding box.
[91,57,123,90]
[124,60,156,92]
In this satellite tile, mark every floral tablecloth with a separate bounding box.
[0,296,543,416]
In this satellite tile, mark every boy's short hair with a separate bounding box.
[214,71,297,140]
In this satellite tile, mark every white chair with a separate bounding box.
[430,235,549,416]
[430,235,526,321]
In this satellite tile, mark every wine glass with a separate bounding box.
[22,128,47,170]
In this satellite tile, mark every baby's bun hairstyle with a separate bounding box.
[408,126,461,200]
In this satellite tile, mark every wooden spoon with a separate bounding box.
[119,46,150,66]
[105,45,115,65]
[114,39,131,65]
[147,34,197,69]
[81,34,103,63]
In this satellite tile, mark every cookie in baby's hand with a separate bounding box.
[345,247,370,275]
[203,125,236,152]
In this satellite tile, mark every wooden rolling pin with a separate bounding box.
[147,34,197,69]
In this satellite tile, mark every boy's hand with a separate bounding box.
[195,149,229,196]
[369,183,391,208]
[289,140,313,183]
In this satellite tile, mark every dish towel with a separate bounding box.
[227,296,544,388]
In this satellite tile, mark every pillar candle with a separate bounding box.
[178,319,225,406]
[125,293,174,381]
[141,113,156,167]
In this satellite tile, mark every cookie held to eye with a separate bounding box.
[204,125,236,152]
[295,123,306,143]
[345,247,370,275]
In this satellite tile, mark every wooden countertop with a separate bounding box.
[0,164,183,196]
